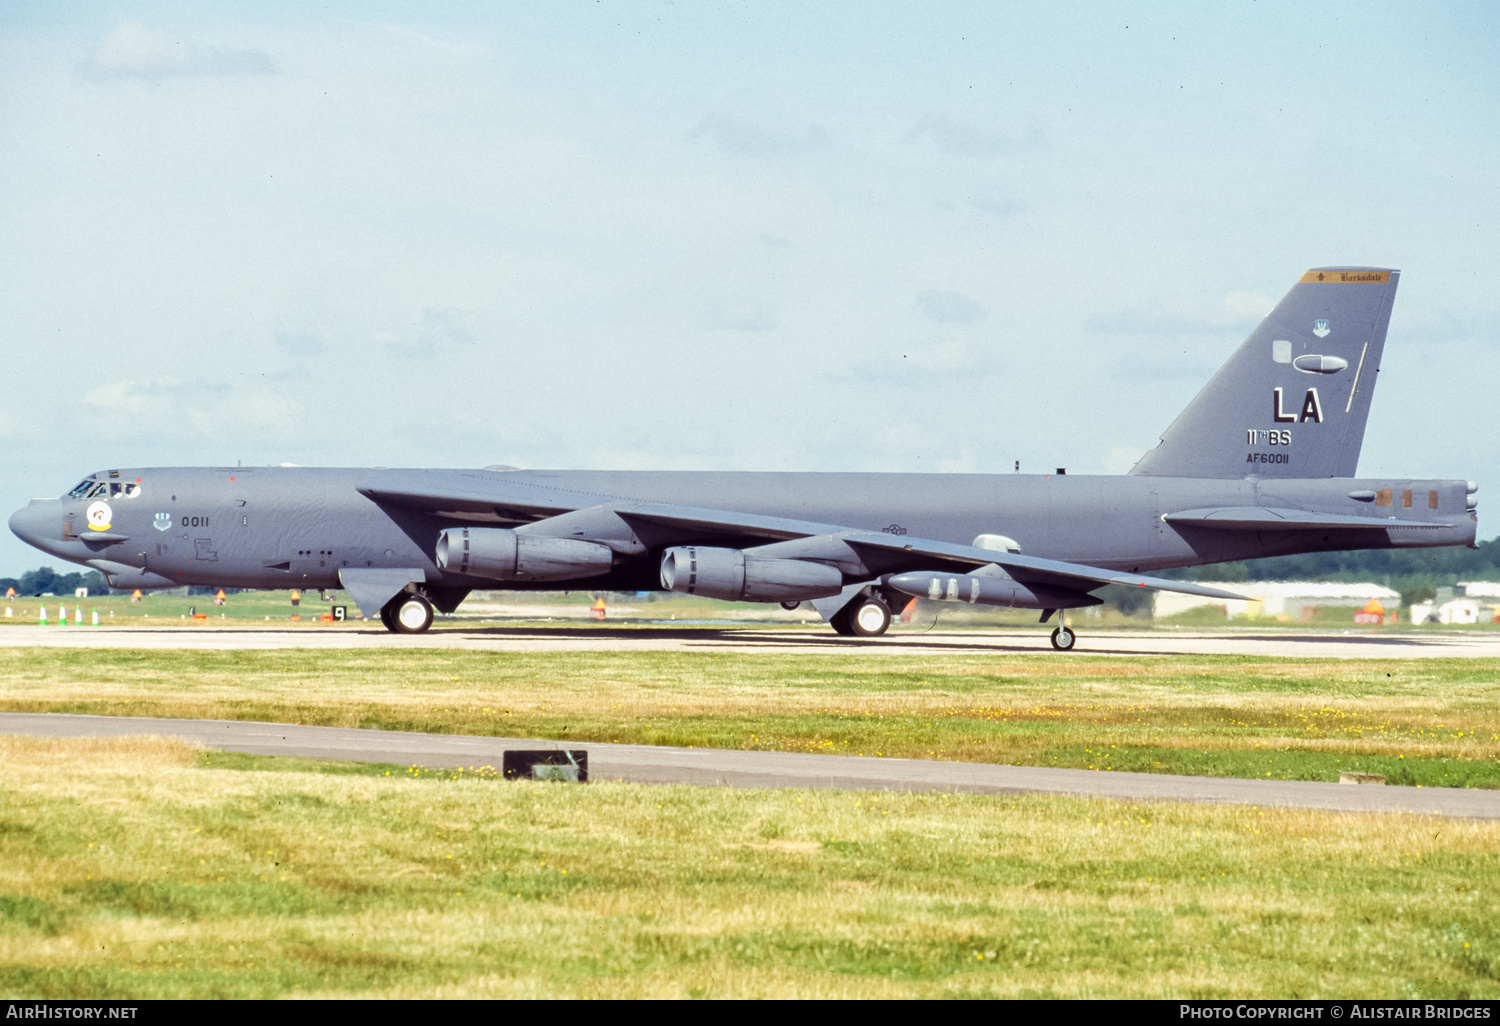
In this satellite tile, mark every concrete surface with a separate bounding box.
[1,623,1498,657]
[4,712,1497,819]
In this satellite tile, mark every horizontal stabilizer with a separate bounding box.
[1163,507,1447,531]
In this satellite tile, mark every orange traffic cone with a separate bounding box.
[591,597,607,620]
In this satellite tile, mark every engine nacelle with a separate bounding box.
[659,546,844,603]
[886,569,1101,610]
[435,527,613,582]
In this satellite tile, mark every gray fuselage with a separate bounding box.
[10,467,1478,596]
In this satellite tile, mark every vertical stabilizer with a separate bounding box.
[1130,267,1398,479]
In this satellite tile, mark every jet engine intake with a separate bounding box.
[659,546,844,603]
[435,527,613,582]
[886,569,1101,610]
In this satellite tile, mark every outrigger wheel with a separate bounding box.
[831,593,891,637]
[382,593,435,634]
[1050,625,1076,651]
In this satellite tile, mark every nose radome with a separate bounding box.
[9,498,60,548]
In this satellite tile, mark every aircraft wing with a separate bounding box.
[356,469,598,524]
[838,530,1245,600]
[356,475,1244,602]
[1163,507,1448,531]
[620,504,1245,601]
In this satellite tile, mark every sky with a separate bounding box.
[2,2,1497,574]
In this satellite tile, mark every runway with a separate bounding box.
[3,712,1497,819]
[1,622,1497,657]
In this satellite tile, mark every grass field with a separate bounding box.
[1,649,1496,787]
[1,733,1496,999]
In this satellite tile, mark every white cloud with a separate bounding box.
[187,390,303,437]
[701,299,778,333]
[80,22,273,80]
[968,197,1025,218]
[1103,445,1147,475]
[916,289,987,324]
[908,115,1045,158]
[689,115,828,157]
[383,308,480,359]
[1088,291,1276,337]
[83,379,184,414]
[904,338,973,372]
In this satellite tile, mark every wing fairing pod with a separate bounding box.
[84,559,177,591]
[886,566,1102,610]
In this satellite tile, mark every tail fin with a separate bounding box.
[1130,267,1399,479]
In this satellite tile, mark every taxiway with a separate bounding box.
[0,623,1496,657]
[3,711,1497,819]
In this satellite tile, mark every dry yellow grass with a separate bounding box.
[2,648,1497,784]
[1,733,1497,998]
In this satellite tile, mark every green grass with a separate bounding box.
[1,648,1497,786]
[2,734,1497,998]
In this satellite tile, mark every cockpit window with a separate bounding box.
[122,482,141,498]
[67,479,95,499]
[86,483,108,499]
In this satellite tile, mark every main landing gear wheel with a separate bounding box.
[1050,625,1076,651]
[832,594,891,638]
[384,594,434,634]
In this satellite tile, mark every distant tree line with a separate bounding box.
[1160,534,1500,607]
[0,566,115,597]
[0,567,253,598]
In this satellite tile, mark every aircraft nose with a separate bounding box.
[9,499,60,550]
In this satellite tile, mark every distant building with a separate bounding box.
[1457,582,1500,624]
[1412,587,1492,625]
[1410,600,1479,625]
[1153,581,1400,621]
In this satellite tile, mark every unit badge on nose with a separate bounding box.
[1313,319,1331,338]
[86,501,113,532]
[153,513,172,532]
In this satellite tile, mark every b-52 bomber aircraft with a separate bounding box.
[10,267,1480,649]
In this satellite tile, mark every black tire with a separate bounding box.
[847,595,891,638]
[828,604,856,635]
[379,605,397,632]
[1050,626,1076,651]
[389,594,434,634]
[780,600,802,611]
